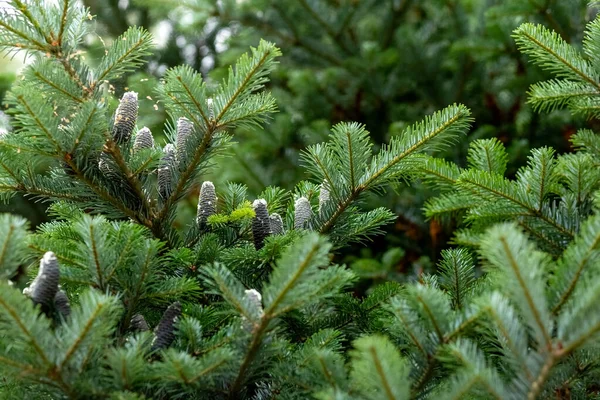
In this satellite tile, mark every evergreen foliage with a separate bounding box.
[0,1,600,399]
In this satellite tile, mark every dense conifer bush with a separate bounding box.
[1,1,600,399]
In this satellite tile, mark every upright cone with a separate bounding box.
[112,91,138,144]
[151,302,181,351]
[158,144,176,201]
[23,252,60,307]
[197,181,217,225]
[133,127,154,151]
[252,199,270,250]
[294,197,313,230]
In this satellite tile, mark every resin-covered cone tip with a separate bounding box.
[197,181,217,225]
[252,199,270,250]
[112,91,138,144]
[158,144,176,201]
[23,251,60,306]
[176,117,194,166]
[294,197,313,230]
[151,301,182,351]
[53,290,71,319]
[269,213,284,235]
[133,127,154,151]
[131,313,149,332]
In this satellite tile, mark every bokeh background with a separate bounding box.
[1,0,597,278]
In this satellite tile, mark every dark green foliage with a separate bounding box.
[1,1,600,399]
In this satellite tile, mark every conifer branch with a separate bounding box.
[514,23,600,90]
[498,235,552,349]
[59,301,105,369]
[319,105,470,234]
[12,0,54,45]
[57,0,70,47]
[32,70,84,103]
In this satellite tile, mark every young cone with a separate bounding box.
[133,127,154,151]
[252,199,270,250]
[23,252,60,307]
[318,181,330,215]
[197,181,217,225]
[151,302,182,351]
[131,313,150,332]
[176,117,194,168]
[112,91,138,144]
[53,290,71,320]
[294,197,313,230]
[158,144,176,201]
[269,213,284,235]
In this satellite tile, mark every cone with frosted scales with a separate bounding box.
[53,290,71,320]
[176,117,193,168]
[151,302,181,351]
[158,144,176,201]
[252,199,270,250]
[269,213,284,235]
[294,197,312,230]
[318,180,330,215]
[197,181,217,225]
[23,251,60,307]
[112,91,138,144]
[133,127,154,151]
[131,313,149,332]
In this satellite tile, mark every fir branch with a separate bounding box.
[57,0,70,47]
[93,26,153,87]
[514,23,600,89]
[319,104,471,234]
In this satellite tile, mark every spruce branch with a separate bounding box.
[93,26,153,87]
[314,104,471,234]
[480,224,552,350]
[513,23,600,89]
[154,42,279,234]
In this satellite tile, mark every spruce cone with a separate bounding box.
[197,181,217,225]
[23,252,60,307]
[151,302,181,351]
[207,98,214,121]
[294,197,313,230]
[112,91,138,144]
[158,144,175,201]
[133,127,154,151]
[53,290,71,319]
[130,313,149,332]
[176,117,193,167]
[252,199,270,250]
[269,213,284,235]
[318,180,330,214]
[244,289,263,318]
[98,152,115,176]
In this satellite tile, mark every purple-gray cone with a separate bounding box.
[54,290,71,319]
[23,252,60,306]
[158,144,175,201]
[131,313,149,332]
[318,181,330,215]
[197,181,217,225]
[112,92,138,144]
[294,197,312,230]
[134,127,154,151]
[252,199,270,250]
[176,117,194,168]
[151,302,181,351]
[269,213,284,235]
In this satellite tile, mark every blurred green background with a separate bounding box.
[1,0,597,274]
